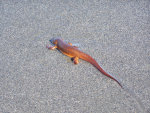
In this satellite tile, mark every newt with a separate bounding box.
[46,38,122,88]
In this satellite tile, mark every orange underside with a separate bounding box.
[61,51,75,58]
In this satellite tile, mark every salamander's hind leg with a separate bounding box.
[46,45,57,50]
[71,57,79,64]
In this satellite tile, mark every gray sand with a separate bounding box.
[0,0,150,113]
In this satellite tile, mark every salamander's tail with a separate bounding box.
[94,62,123,88]
[92,59,123,88]
[96,64,123,88]
[80,53,123,88]
[112,77,123,88]
[94,61,123,88]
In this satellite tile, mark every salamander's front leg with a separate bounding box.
[68,42,78,48]
[46,45,57,50]
[68,42,72,46]
[71,57,79,64]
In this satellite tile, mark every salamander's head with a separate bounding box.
[50,38,60,45]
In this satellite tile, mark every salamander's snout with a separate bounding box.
[49,37,60,45]
[49,38,55,44]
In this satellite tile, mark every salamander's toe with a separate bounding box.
[74,60,79,64]
[71,57,79,64]
[46,45,57,50]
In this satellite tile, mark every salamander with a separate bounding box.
[46,38,122,88]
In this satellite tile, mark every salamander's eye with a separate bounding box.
[50,38,59,45]
[50,39,53,44]
[53,40,57,45]
[50,38,56,44]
